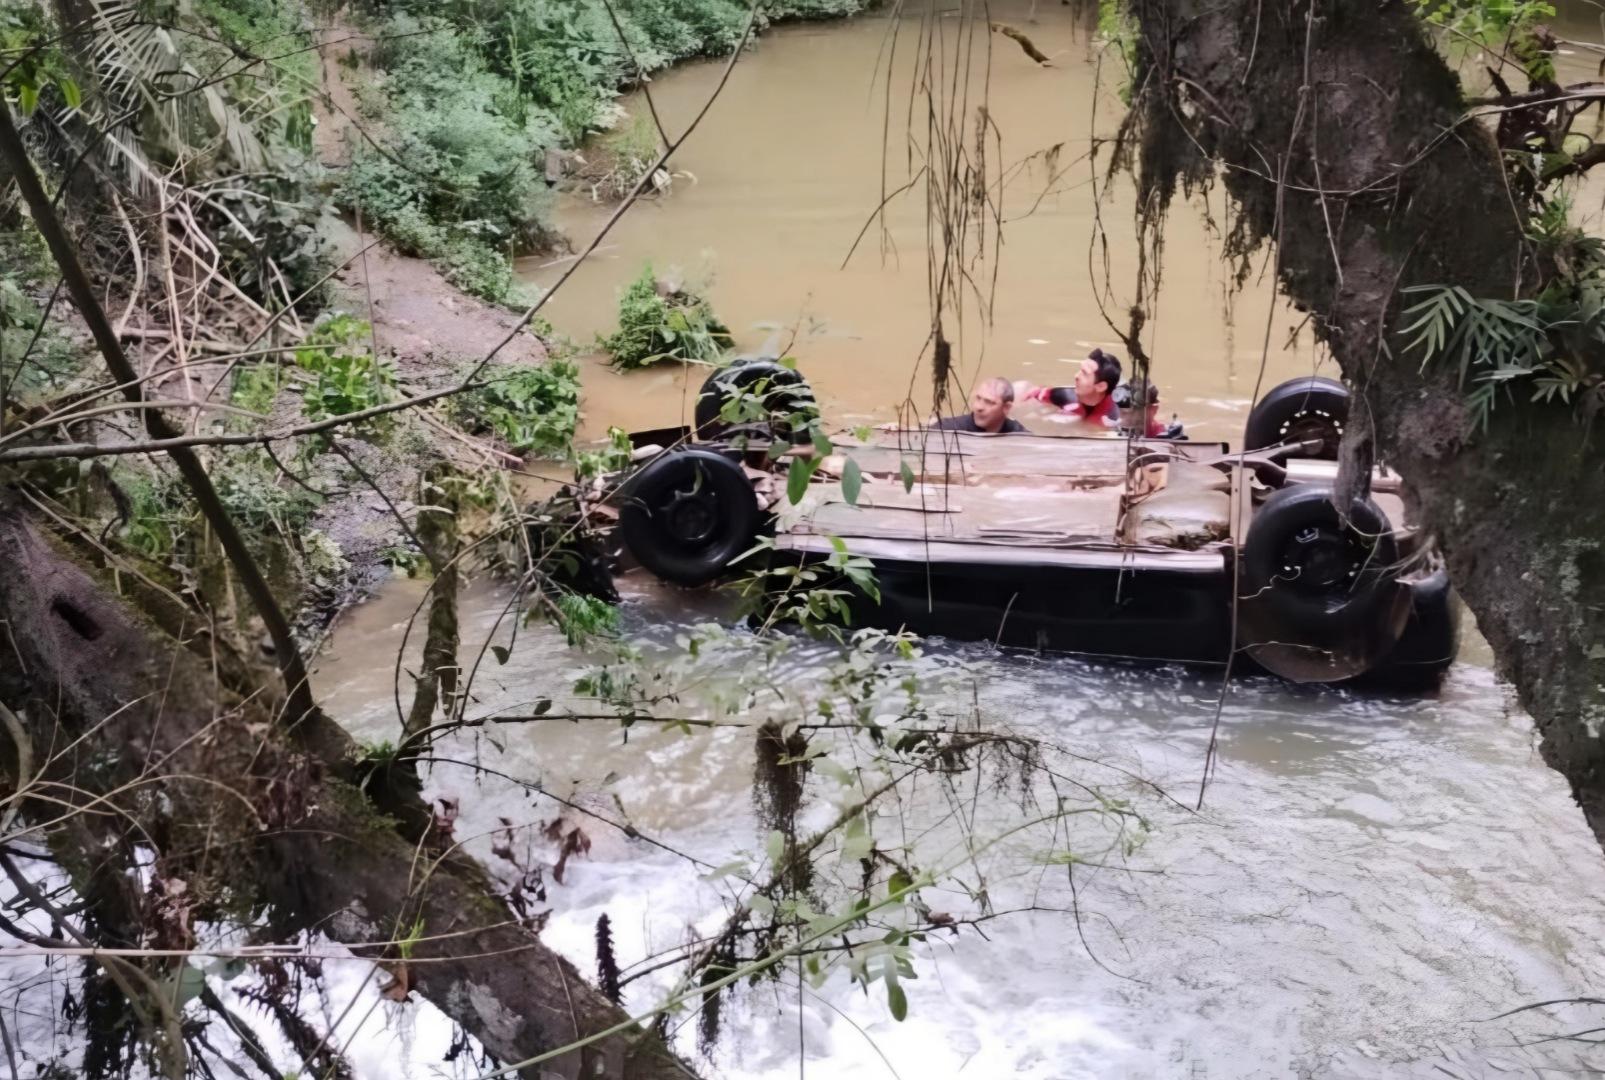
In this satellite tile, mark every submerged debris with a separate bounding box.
[596,913,622,1004]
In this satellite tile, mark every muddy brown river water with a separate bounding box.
[519,3,1320,444]
[311,6,1605,1077]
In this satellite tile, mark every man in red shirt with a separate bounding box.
[1022,349,1122,427]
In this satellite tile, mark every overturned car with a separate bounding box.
[594,362,1459,689]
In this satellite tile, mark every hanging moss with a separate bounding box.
[753,720,811,895]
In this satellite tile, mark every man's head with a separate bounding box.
[1074,349,1122,407]
[1116,381,1161,434]
[969,376,1015,433]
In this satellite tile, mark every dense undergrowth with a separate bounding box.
[339,0,878,305]
[603,262,732,368]
[0,0,590,644]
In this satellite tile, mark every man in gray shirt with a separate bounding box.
[931,376,1025,434]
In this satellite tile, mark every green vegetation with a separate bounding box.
[452,358,582,456]
[579,112,664,201]
[0,276,82,404]
[229,361,287,420]
[1097,0,1138,79]
[0,5,79,114]
[574,425,635,479]
[1410,0,1555,38]
[602,264,732,369]
[342,0,877,304]
[293,314,395,426]
[340,11,553,305]
[1410,0,1557,82]
[214,451,322,534]
[1403,198,1605,431]
[114,450,322,563]
[552,591,621,645]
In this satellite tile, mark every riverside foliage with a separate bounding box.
[341,0,877,304]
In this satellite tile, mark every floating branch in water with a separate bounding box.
[991,22,1052,65]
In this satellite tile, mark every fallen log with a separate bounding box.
[0,502,695,1078]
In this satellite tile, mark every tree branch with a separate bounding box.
[0,102,321,735]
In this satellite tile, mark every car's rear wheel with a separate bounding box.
[1239,484,1409,682]
[618,449,761,587]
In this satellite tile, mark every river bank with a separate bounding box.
[302,9,1605,1074]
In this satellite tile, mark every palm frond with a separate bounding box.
[86,0,265,189]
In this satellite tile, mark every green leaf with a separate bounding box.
[811,427,834,457]
[899,459,916,493]
[59,77,81,110]
[17,81,38,115]
[815,758,852,785]
[765,829,786,863]
[787,456,821,505]
[888,869,914,896]
[840,829,873,862]
[841,458,863,506]
[887,982,908,1022]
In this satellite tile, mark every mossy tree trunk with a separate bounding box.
[0,504,694,1078]
[1125,0,1605,846]
[405,471,461,737]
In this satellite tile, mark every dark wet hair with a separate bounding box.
[1114,381,1160,409]
[1087,349,1123,394]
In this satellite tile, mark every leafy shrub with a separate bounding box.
[553,592,620,646]
[230,361,286,419]
[601,264,731,369]
[618,0,750,59]
[192,0,318,150]
[452,358,581,456]
[115,469,185,562]
[344,0,875,304]
[213,451,320,532]
[339,13,555,303]
[574,425,634,479]
[375,203,445,258]
[438,235,518,304]
[0,6,80,115]
[293,314,395,424]
[0,275,83,401]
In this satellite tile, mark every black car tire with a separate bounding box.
[1242,375,1349,459]
[618,449,761,587]
[694,359,818,443]
[1359,564,1461,689]
[1242,484,1398,628]
[1240,485,1405,680]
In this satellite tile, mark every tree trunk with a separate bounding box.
[405,472,461,736]
[1127,0,1605,846]
[0,504,693,1078]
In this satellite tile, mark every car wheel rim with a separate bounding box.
[1281,525,1366,595]
[1277,409,1343,453]
[665,488,719,545]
